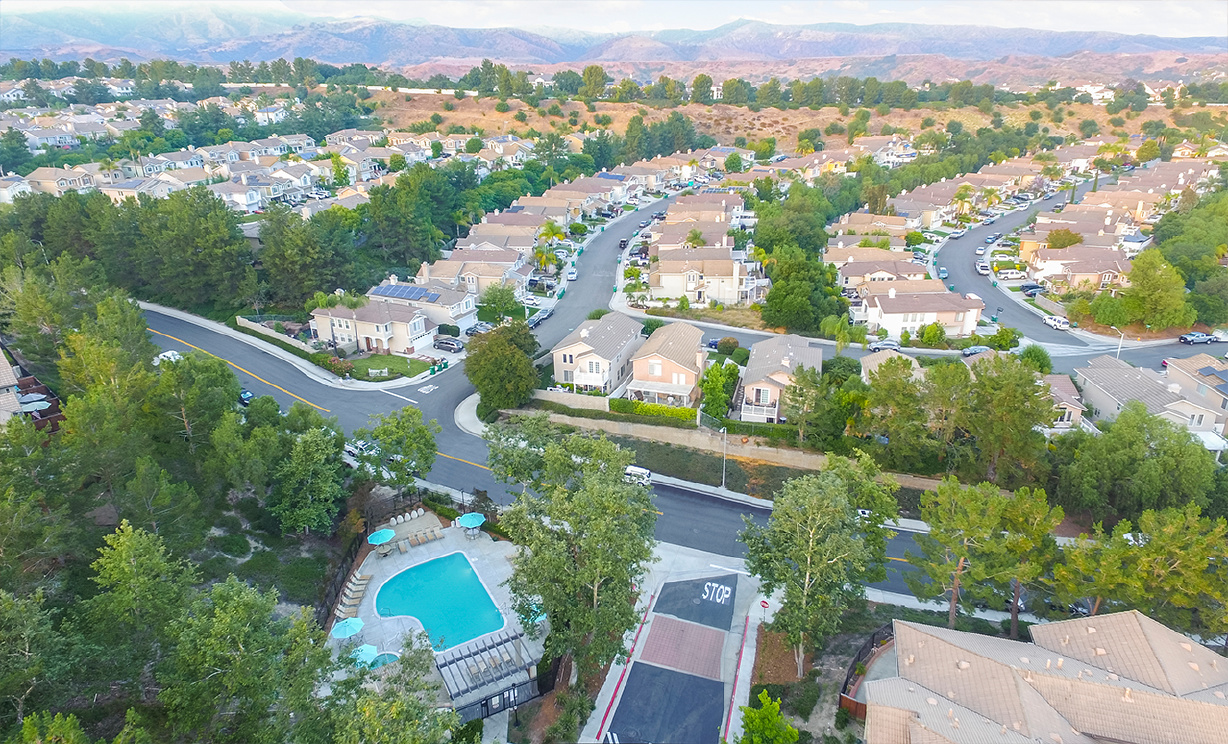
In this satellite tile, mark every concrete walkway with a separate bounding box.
[140,301,451,392]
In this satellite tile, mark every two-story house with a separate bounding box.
[838,258,929,289]
[627,322,705,407]
[24,166,95,196]
[0,175,32,204]
[365,274,478,333]
[550,313,645,394]
[1075,355,1227,454]
[859,282,984,338]
[1162,354,1228,434]
[737,335,824,423]
[309,301,436,357]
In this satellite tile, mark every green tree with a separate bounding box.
[483,413,566,494]
[1136,138,1161,162]
[864,355,928,469]
[1078,118,1100,138]
[479,281,519,320]
[724,152,744,173]
[904,230,926,247]
[691,74,714,104]
[1017,344,1053,373]
[1051,521,1134,617]
[735,690,799,744]
[781,364,824,446]
[85,521,198,694]
[465,136,483,154]
[272,427,345,534]
[147,352,241,455]
[355,407,440,494]
[464,330,538,416]
[964,354,1053,485]
[700,362,734,418]
[743,473,869,675]
[906,479,1006,628]
[0,590,74,726]
[501,436,656,678]
[974,487,1063,638]
[1047,228,1083,249]
[1055,400,1216,521]
[329,637,457,744]
[579,64,608,99]
[1122,249,1196,329]
[116,456,203,546]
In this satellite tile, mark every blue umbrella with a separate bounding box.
[352,644,378,666]
[331,617,364,639]
[368,529,396,545]
[456,512,486,529]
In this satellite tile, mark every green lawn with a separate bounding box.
[349,354,431,380]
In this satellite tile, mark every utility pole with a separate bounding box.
[720,426,728,490]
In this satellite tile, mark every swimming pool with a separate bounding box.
[375,552,504,651]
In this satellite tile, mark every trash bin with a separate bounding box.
[441,359,448,369]
[429,365,437,375]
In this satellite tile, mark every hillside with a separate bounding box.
[372,92,1178,152]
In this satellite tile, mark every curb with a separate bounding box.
[454,393,486,438]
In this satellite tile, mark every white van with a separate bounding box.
[1043,315,1070,331]
[623,465,652,487]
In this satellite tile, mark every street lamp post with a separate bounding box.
[1111,325,1125,359]
[720,426,728,490]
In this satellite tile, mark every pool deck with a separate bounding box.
[331,516,530,661]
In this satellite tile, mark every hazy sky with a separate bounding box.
[11,0,1228,39]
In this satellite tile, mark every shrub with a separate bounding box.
[494,101,510,113]
[921,116,936,129]
[569,222,588,236]
[731,347,750,366]
[788,679,822,721]
[834,706,851,730]
[586,308,611,320]
[442,101,454,111]
[209,533,251,557]
[677,295,691,311]
[453,719,484,744]
[319,356,354,376]
[216,514,244,534]
[641,319,665,336]
[438,324,460,337]
[608,398,697,422]
[716,337,739,355]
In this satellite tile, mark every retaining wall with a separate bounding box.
[1034,295,1066,317]
[235,316,317,352]
[531,389,611,412]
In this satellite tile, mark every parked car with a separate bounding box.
[344,440,380,458]
[868,339,901,352]
[238,389,254,406]
[639,220,651,228]
[975,261,991,276]
[983,216,998,225]
[1022,286,1047,298]
[707,339,720,349]
[937,267,949,280]
[1042,315,1070,330]
[1179,332,1219,345]
[465,322,493,337]
[1019,282,1043,293]
[996,268,1027,280]
[985,233,1003,243]
[962,345,993,357]
[153,349,183,367]
[975,246,986,255]
[522,295,541,307]
[1043,191,1057,200]
[949,228,967,239]
[433,337,464,353]
[553,249,569,260]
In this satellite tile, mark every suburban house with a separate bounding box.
[206,180,262,213]
[1028,247,1132,294]
[647,246,768,306]
[0,358,20,425]
[736,335,824,423]
[0,175,32,204]
[24,166,95,196]
[857,281,985,338]
[415,249,533,297]
[834,211,911,237]
[1075,354,1227,454]
[549,313,645,394]
[99,177,181,204]
[309,302,436,357]
[627,322,705,407]
[1162,353,1228,433]
[823,247,903,268]
[838,258,929,289]
[862,611,1228,744]
[366,275,478,333]
[1043,373,1087,433]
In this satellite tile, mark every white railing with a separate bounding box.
[741,402,779,420]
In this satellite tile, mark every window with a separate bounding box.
[649,361,662,377]
[1196,414,1205,426]
[956,312,964,321]
[673,372,685,385]
[755,388,771,406]
[562,354,573,364]
[588,361,600,374]
[562,370,573,382]
[1199,383,1209,396]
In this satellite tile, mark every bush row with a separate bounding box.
[528,399,698,429]
[608,398,697,423]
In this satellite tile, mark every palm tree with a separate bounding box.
[683,228,705,248]
[536,220,566,247]
[751,245,777,272]
[531,244,558,274]
[979,186,1001,209]
[819,313,853,355]
[952,184,976,215]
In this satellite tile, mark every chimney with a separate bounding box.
[389,274,398,286]
[422,263,430,281]
[888,287,896,299]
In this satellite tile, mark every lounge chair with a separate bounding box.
[357,574,373,581]
[343,588,366,601]
[501,647,513,666]
[348,576,371,587]
[335,607,358,620]
[398,540,408,554]
[431,527,443,540]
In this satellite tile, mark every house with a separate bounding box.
[627,322,705,407]
[157,167,212,189]
[99,177,181,204]
[0,357,20,425]
[415,249,532,297]
[838,259,929,289]
[862,611,1228,744]
[550,313,645,394]
[737,335,824,423]
[859,350,921,386]
[254,105,287,126]
[859,283,984,338]
[309,301,436,357]
[1029,247,1131,294]
[1162,353,1228,433]
[835,211,910,237]
[647,246,768,306]
[1075,355,1227,454]
[24,166,95,196]
[0,175,32,204]
[206,180,262,213]
[324,128,384,147]
[1043,373,1086,432]
[155,149,205,170]
[366,275,478,333]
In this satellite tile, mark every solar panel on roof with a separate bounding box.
[426,293,440,302]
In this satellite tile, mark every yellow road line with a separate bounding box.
[436,451,491,470]
[147,328,331,413]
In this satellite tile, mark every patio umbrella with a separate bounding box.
[16,393,46,404]
[352,644,378,666]
[331,617,364,639]
[456,512,486,529]
[20,401,51,412]
[367,528,396,545]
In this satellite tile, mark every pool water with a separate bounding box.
[375,552,504,651]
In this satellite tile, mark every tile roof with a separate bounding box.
[742,334,824,387]
[551,312,644,362]
[1042,374,1084,411]
[633,322,703,373]
[1075,354,1204,417]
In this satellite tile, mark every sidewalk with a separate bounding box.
[140,301,451,392]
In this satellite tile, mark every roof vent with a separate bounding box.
[926,697,937,706]
[1180,642,1193,652]
[1057,658,1064,669]
[957,661,970,670]
[1189,662,1201,672]
[580,328,590,338]
[1086,626,1097,634]
[389,274,398,285]
[1095,648,1106,656]
[1020,657,1029,664]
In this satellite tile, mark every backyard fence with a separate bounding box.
[838,622,895,722]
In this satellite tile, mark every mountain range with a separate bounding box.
[2,6,1225,86]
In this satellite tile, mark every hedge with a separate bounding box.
[528,399,697,429]
[438,324,460,337]
[608,398,697,423]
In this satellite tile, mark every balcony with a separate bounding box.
[740,402,779,423]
